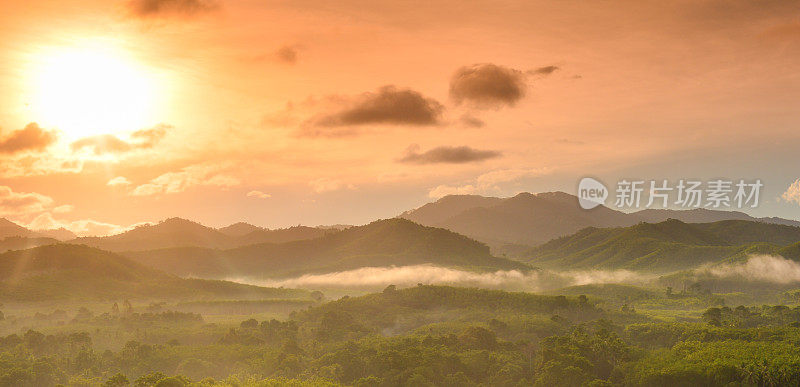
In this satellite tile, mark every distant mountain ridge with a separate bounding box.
[72,217,336,252]
[124,218,529,279]
[0,218,76,242]
[399,192,800,252]
[527,219,800,272]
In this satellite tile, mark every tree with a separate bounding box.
[104,373,129,387]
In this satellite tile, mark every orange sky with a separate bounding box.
[1,0,800,235]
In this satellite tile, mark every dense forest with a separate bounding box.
[0,284,800,386]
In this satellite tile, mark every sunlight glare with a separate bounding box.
[30,44,158,139]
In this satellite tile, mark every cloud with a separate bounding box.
[130,124,168,148]
[528,65,560,76]
[71,125,170,155]
[302,86,444,135]
[27,212,129,237]
[127,0,218,18]
[428,167,549,198]
[449,63,527,108]
[107,176,133,187]
[782,179,800,204]
[398,145,501,164]
[459,114,485,128]
[247,190,271,199]
[52,204,74,214]
[0,123,57,154]
[71,135,133,154]
[309,178,356,194]
[275,46,298,64]
[0,186,54,217]
[131,163,240,196]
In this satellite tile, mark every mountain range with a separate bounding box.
[72,218,336,252]
[400,192,800,254]
[123,218,529,279]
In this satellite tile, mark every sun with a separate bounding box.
[29,43,158,139]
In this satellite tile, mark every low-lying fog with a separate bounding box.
[227,255,800,292]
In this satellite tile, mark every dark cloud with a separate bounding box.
[398,144,501,164]
[275,46,298,64]
[71,124,170,155]
[449,63,526,108]
[528,65,560,76]
[303,86,444,135]
[128,0,218,18]
[0,123,57,154]
[459,114,485,128]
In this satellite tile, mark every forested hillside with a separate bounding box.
[528,219,800,271]
[125,218,529,278]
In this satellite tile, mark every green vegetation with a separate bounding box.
[528,219,800,271]
[0,244,315,302]
[124,218,530,279]
[0,284,798,386]
[2,215,800,385]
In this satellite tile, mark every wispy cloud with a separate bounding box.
[246,190,271,199]
[428,167,550,198]
[782,179,800,204]
[131,163,240,196]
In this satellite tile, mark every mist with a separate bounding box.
[232,264,656,291]
[700,254,800,284]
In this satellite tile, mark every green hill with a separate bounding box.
[528,219,800,272]
[125,218,530,279]
[0,244,311,302]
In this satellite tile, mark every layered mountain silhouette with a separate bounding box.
[72,217,335,252]
[0,244,310,301]
[218,222,262,237]
[35,227,77,240]
[0,218,76,242]
[400,192,800,253]
[527,219,800,272]
[0,236,60,253]
[0,218,42,239]
[124,218,529,279]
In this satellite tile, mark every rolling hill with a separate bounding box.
[0,244,313,301]
[400,192,800,253]
[72,217,334,252]
[124,218,530,279]
[527,219,800,272]
[401,192,636,250]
